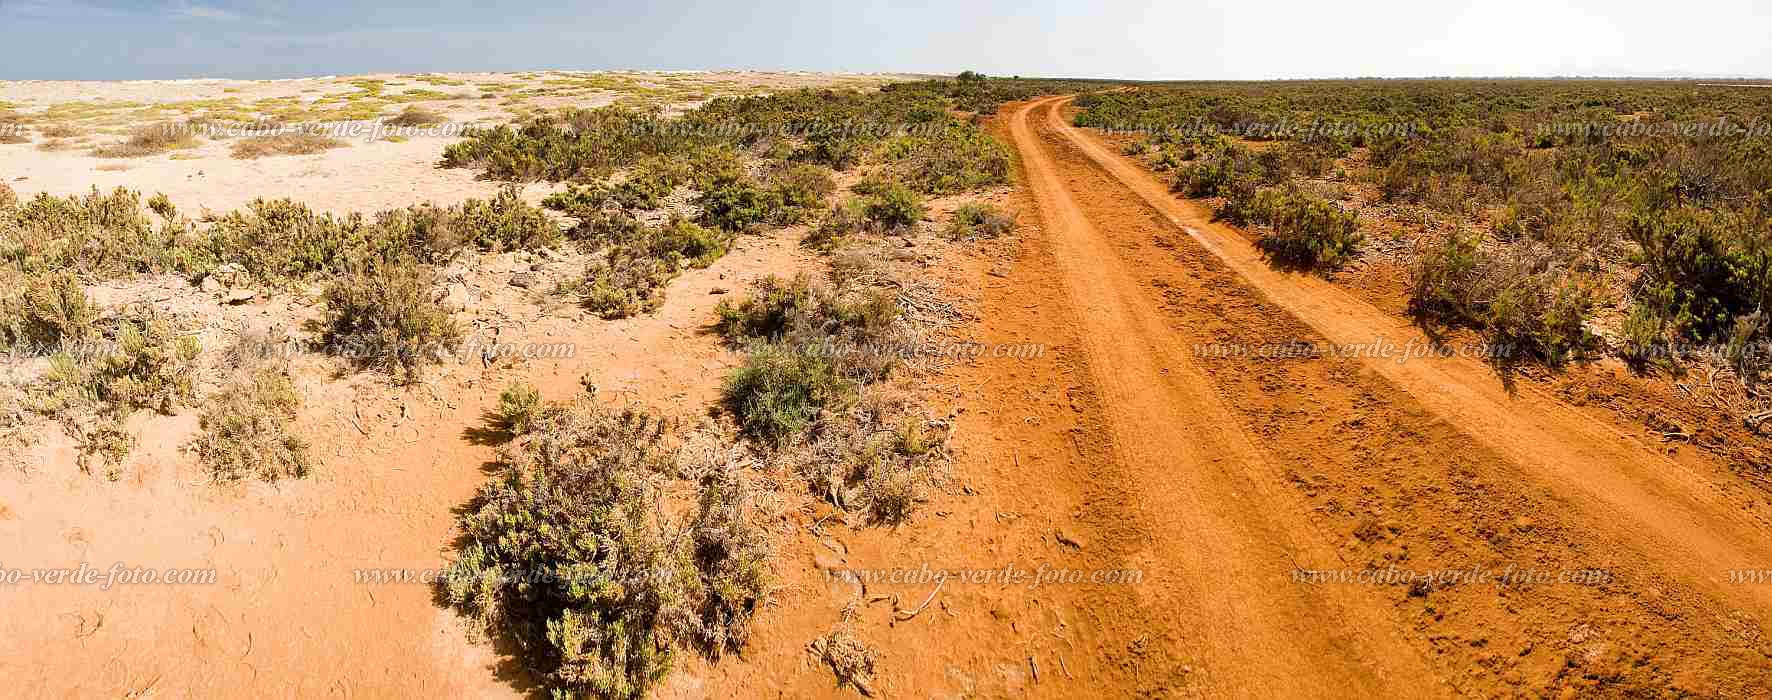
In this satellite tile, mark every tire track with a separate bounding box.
[1006,96,1447,697]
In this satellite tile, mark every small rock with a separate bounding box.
[212,262,248,286]
[509,272,538,289]
[812,550,845,571]
[200,276,222,293]
[441,282,472,310]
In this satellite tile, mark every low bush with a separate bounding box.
[385,106,446,127]
[878,124,1011,195]
[450,186,562,251]
[723,344,850,444]
[717,274,902,445]
[1245,187,1364,271]
[714,274,897,346]
[766,164,836,223]
[861,183,924,230]
[193,366,311,482]
[697,176,784,232]
[2,187,213,278]
[687,464,773,657]
[229,132,347,159]
[1409,231,1594,365]
[443,399,697,699]
[578,250,676,319]
[495,381,542,434]
[793,389,946,524]
[320,260,461,383]
[26,307,201,477]
[802,199,868,251]
[572,218,729,318]
[0,271,97,350]
[945,202,1015,241]
[92,123,197,158]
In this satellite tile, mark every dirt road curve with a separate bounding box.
[1002,96,1772,695]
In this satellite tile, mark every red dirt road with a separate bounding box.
[985,96,1772,695]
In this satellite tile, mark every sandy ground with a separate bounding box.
[0,70,915,214]
[7,79,1772,698]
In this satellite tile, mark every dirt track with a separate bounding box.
[989,96,1772,695]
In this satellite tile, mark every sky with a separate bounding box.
[2,0,1769,81]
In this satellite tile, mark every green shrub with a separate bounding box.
[2,187,212,278]
[714,274,896,345]
[945,202,1015,241]
[451,186,562,251]
[767,164,836,223]
[861,183,924,230]
[443,400,697,699]
[578,250,675,319]
[1409,232,1593,365]
[878,125,1012,195]
[495,381,542,434]
[26,307,201,476]
[320,260,462,383]
[1246,187,1364,271]
[0,271,96,350]
[697,176,784,232]
[723,343,849,444]
[193,367,311,482]
[802,199,868,251]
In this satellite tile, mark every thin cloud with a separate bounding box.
[179,5,243,21]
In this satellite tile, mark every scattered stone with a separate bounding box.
[812,549,845,571]
[441,282,472,310]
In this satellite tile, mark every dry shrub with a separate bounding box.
[320,260,461,383]
[809,626,879,697]
[444,398,694,698]
[26,306,201,477]
[93,123,197,158]
[0,271,97,351]
[443,394,773,698]
[38,123,84,138]
[790,386,948,524]
[230,132,347,159]
[1409,230,1594,366]
[945,201,1015,241]
[193,366,310,482]
[385,106,446,127]
[572,218,730,319]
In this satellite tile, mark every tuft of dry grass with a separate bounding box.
[193,366,311,482]
[92,122,198,158]
[38,123,85,138]
[229,132,348,159]
[385,106,446,127]
[809,626,879,697]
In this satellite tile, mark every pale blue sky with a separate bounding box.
[3,0,1769,80]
